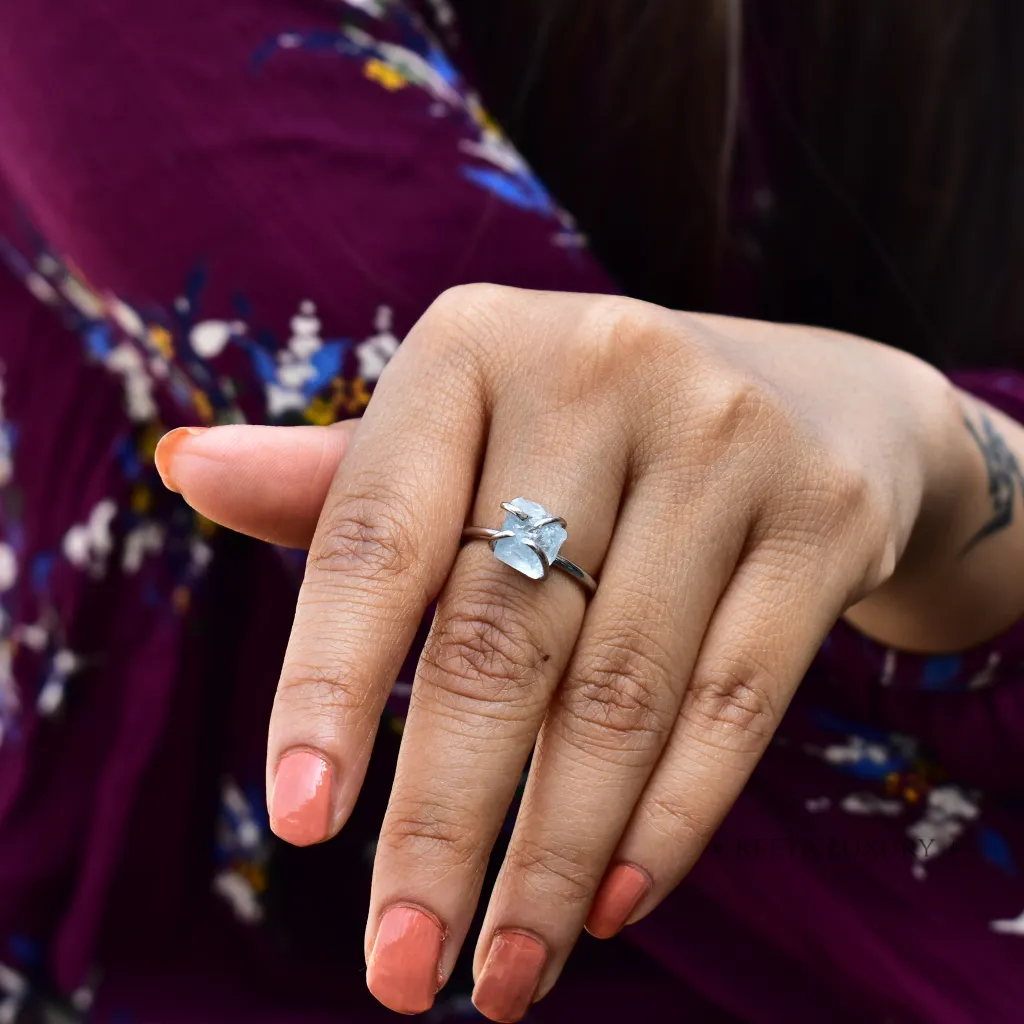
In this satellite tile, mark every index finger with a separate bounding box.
[266,287,488,846]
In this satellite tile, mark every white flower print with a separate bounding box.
[0,961,27,1024]
[105,343,158,422]
[0,372,13,489]
[213,779,270,925]
[905,785,980,872]
[0,643,19,749]
[37,649,86,717]
[355,305,399,382]
[0,544,16,592]
[190,320,240,360]
[262,301,340,417]
[342,0,389,17]
[840,792,903,817]
[991,908,1024,937]
[121,522,166,574]
[63,498,118,577]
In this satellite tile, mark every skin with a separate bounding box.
[157,285,1024,1017]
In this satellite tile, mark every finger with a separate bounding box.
[154,420,358,547]
[364,404,627,1015]
[586,537,848,940]
[470,469,748,1021]
[266,289,494,854]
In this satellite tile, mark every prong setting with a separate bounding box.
[500,501,531,521]
[519,537,551,579]
[487,529,517,546]
[533,515,567,529]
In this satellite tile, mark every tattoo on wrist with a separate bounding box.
[961,403,1024,555]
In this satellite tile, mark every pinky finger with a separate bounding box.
[585,545,848,939]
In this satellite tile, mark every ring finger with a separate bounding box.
[364,402,628,1015]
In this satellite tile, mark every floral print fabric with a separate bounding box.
[0,2,1020,1021]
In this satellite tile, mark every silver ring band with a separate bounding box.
[460,498,598,596]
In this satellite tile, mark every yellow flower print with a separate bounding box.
[304,393,342,426]
[304,377,372,424]
[238,861,268,894]
[130,484,153,516]
[883,756,949,806]
[172,585,191,615]
[193,390,214,425]
[466,94,504,138]
[195,511,217,539]
[347,377,372,413]
[147,324,174,359]
[364,58,408,91]
[138,422,165,463]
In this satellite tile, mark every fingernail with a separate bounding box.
[154,426,209,492]
[585,864,651,939]
[270,750,333,846]
[472,931,547,1023]
[366,906,443,1015]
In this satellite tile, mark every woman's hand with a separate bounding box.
[156,285,1004,1022]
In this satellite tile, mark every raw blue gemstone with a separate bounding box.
[492,497,567,580]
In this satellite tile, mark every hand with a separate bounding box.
[157,285,977,1021]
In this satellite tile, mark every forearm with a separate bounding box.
[845,381,1024,652]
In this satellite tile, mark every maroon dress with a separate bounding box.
[0,2,1021,1021]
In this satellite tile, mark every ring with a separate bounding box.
[461,497,598,595]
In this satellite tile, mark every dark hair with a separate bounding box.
[454,1,1024,371]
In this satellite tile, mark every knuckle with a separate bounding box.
[768,449,895,595]
[683,658,778,757]
[277,655,367,715]
[308,487,422,590]
[639,789,716,850]
[697,370,781,453]
[559,630,673,749]
[379,798,480,865]
[559,297,668,399]
[577,295,641,350]
[417,577,549,714]
[821,463,898,590]
[792,456,878,553]
[825,461,874,520]
[505,835,598,906]
[415,283,513,362]
[431,281,513,317]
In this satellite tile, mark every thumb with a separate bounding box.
[154,420,359,548]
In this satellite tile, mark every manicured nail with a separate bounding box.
[585,864,651,939]
[270,750,332,846]
[154,426,209,492]
[366,906,443,1015]
[472,931,547,1023]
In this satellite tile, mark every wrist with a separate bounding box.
[843,359,987,651]
[905,375,982,567]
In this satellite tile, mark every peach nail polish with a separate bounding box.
[366,906,443,1015]
[472,931,546,1023]
[154,426,209,492]
[270,750,332,846]
[585,864,651,939]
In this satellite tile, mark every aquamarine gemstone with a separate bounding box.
[492,497,567,580]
